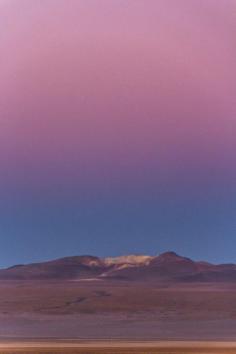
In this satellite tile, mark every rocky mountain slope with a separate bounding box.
[1,251,236,282]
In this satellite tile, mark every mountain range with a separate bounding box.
[1,251,236,282]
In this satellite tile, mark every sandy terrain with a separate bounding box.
[1,280,236,341]
[1,341,236,354]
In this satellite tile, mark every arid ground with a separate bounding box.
[1,280,236,340]
[1,341,236,354]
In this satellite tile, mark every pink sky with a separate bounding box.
[0,0,235,196]
[0,0,236,265]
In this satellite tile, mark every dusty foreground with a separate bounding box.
[1,281,236,341]
[1,341,236,354]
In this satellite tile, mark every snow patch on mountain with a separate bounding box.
[103,255,153,266]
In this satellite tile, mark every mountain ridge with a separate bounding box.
[1,251,236,282]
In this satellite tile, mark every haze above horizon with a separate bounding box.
[0,0,235,267]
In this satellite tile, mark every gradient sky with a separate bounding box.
[0,0,236,267]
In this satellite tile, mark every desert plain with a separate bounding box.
[1,253,236,353]
[1,280,236,353]
[1,340,236,354]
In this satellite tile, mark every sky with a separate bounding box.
[0,0,236,267]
